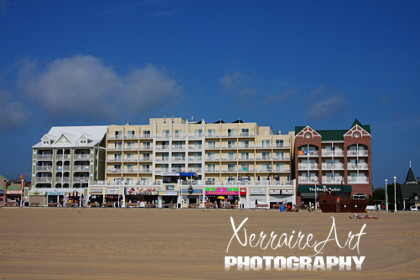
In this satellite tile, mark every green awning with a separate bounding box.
[7,184,22,191]
[299,185,352,193]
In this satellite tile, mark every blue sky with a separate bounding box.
[0,0,419,187]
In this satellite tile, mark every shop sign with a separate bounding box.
[205,187,239,195]
[240,188,247,196]
[166,185,175,190]
[127,187,159,195]
[298,185,352,193]
[181,189,203,194]
[159,191,178,196]
[107,188,119,195]
[250,188,265,195]
[48,190,64,196]
[29,190,45,196]
[269,189,281,195]
[6,190,21,195]
[282,189,294,195]
[90,189,103,194]
[0,190,4,195]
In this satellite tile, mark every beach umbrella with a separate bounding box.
[217,196,225,200]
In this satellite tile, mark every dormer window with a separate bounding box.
[80,139,87,145]
[42,140,50,145]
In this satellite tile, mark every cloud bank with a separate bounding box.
[19,55,182,121]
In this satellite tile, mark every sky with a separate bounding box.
[0,0,419,188]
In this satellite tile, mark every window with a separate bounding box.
[115,142,122,149]
[207,164,215,172]
[276,151,284,159]
[228,152,236,160]
[241,152,249,160]
[174,141,183,149]
[127,130,135,138]
[276,163,284,172]
[195,129,202,137]
[42,140,50,145]
[207,152,215,160]
[241,164,249,171]
[276,139,284,147]
[175,130,183,138]
[208,129,215,137]
[80,139,87,145]
[262,152,270,160]
[262,140,270,148]
[143,153,150,160]
[228,164,236,172]
[262,163,271,172]
[208,141,216,149]
[143,130,151,138]
[241,140,249,148]
[143,142,151,149]
[228,140,236,148]
[162,130,170,138]
[228,129,236,137]
[241,129,249,136]
[305,133,311,139]
[142,164,150,172]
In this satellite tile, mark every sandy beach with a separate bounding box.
[0,208,419,279]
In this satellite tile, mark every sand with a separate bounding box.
[0,208,419,279]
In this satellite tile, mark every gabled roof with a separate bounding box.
[33,126,108,148]
[352,119,371,134]
[295,119,371,141]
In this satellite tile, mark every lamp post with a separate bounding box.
[393,176,397,212]
[385,179,388,211]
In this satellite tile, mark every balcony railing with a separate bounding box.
[56,155,71,160]
[347,150,369,157]
[322,151,344,157]
[138,157,152,162]
[124,135,138,140]
[188,157,202,162]
[35,177,52,183]
[298,164,319,170]
[298,177,319,184]
[123,169,138,173]
[108,135,123,140]
[348,177,369,183]
[298,151,319,157]
[322,177,344,183]
[74,154,90,160]
[35,166,53,172]
[124,146,138,151]
[73,177,89,182]
[322,163,344,170]
[73,166,90,172]
[139,146,152,150]
[107,168,121,173]
[123,157,138,162]
[347,163,369,170]
[172,157,185,162]
[36,155,53,160]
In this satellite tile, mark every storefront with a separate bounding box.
[269,189,295,208]
[89,188,104,206]
[6,185,22,206]
[28,190,46,206]
[47,190,64,206]
[159,190,178,206]
[125,187,159,207]
[205,187,239,208]
[248,188,267,208]
[180,187,203,208]
[104,187,121,207]
[298,185,352,206]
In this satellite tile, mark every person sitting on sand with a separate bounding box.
[350,214,379,219]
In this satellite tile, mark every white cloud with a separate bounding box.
[306,94,347,120]
[19,55,182,121]
[263,89,298,104]
[220,71,243,91]
[0,86,30,130]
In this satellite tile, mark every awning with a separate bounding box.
[298,185,352,193]
[179,172,195,177]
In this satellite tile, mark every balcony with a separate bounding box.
[138,169,151,173]
[123,168,138,173]
[322,177,344,184]
[139,146,152,151]
[272,156,290,161]
[35,177,52,183]
[322,151,344,157]
[238,132,254,138]
[172,145,184,151]
[155,145,170,151]
[188,146,202,151]
[188,157,202,163]
[107,168,121,173]
[55,177,70,183]
[272,168,291,173]
[237,145,254,150]
[322,163,344,170]
[205,169,219,173]
[73,177,89,183]
[205,157,219,161]
[298,151,319,157]
[123,157,138,162]
[124,135,138,140]
[74,154,90,160]
[298,163,318,170]
[173,134,184,139]
[73,166,90,172]
[347,163,369,170]
[35,166,53,172]
[206,145,218,150]
[348,177,369,183]
[172,157,186,162]
[273,144,291,149]
[56,166,70,171]
[221,145,237,150]
[36,155,53,160]
[138,157,152,162]
[155,157,170,163]
[298,177,319,184]
[124,146,139,151]
[140,134,152,139]
[108,158,122,162]
[56,155,71,160]
[108,135,123,140]
[238,157,254,161]
[347,150,369,157]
